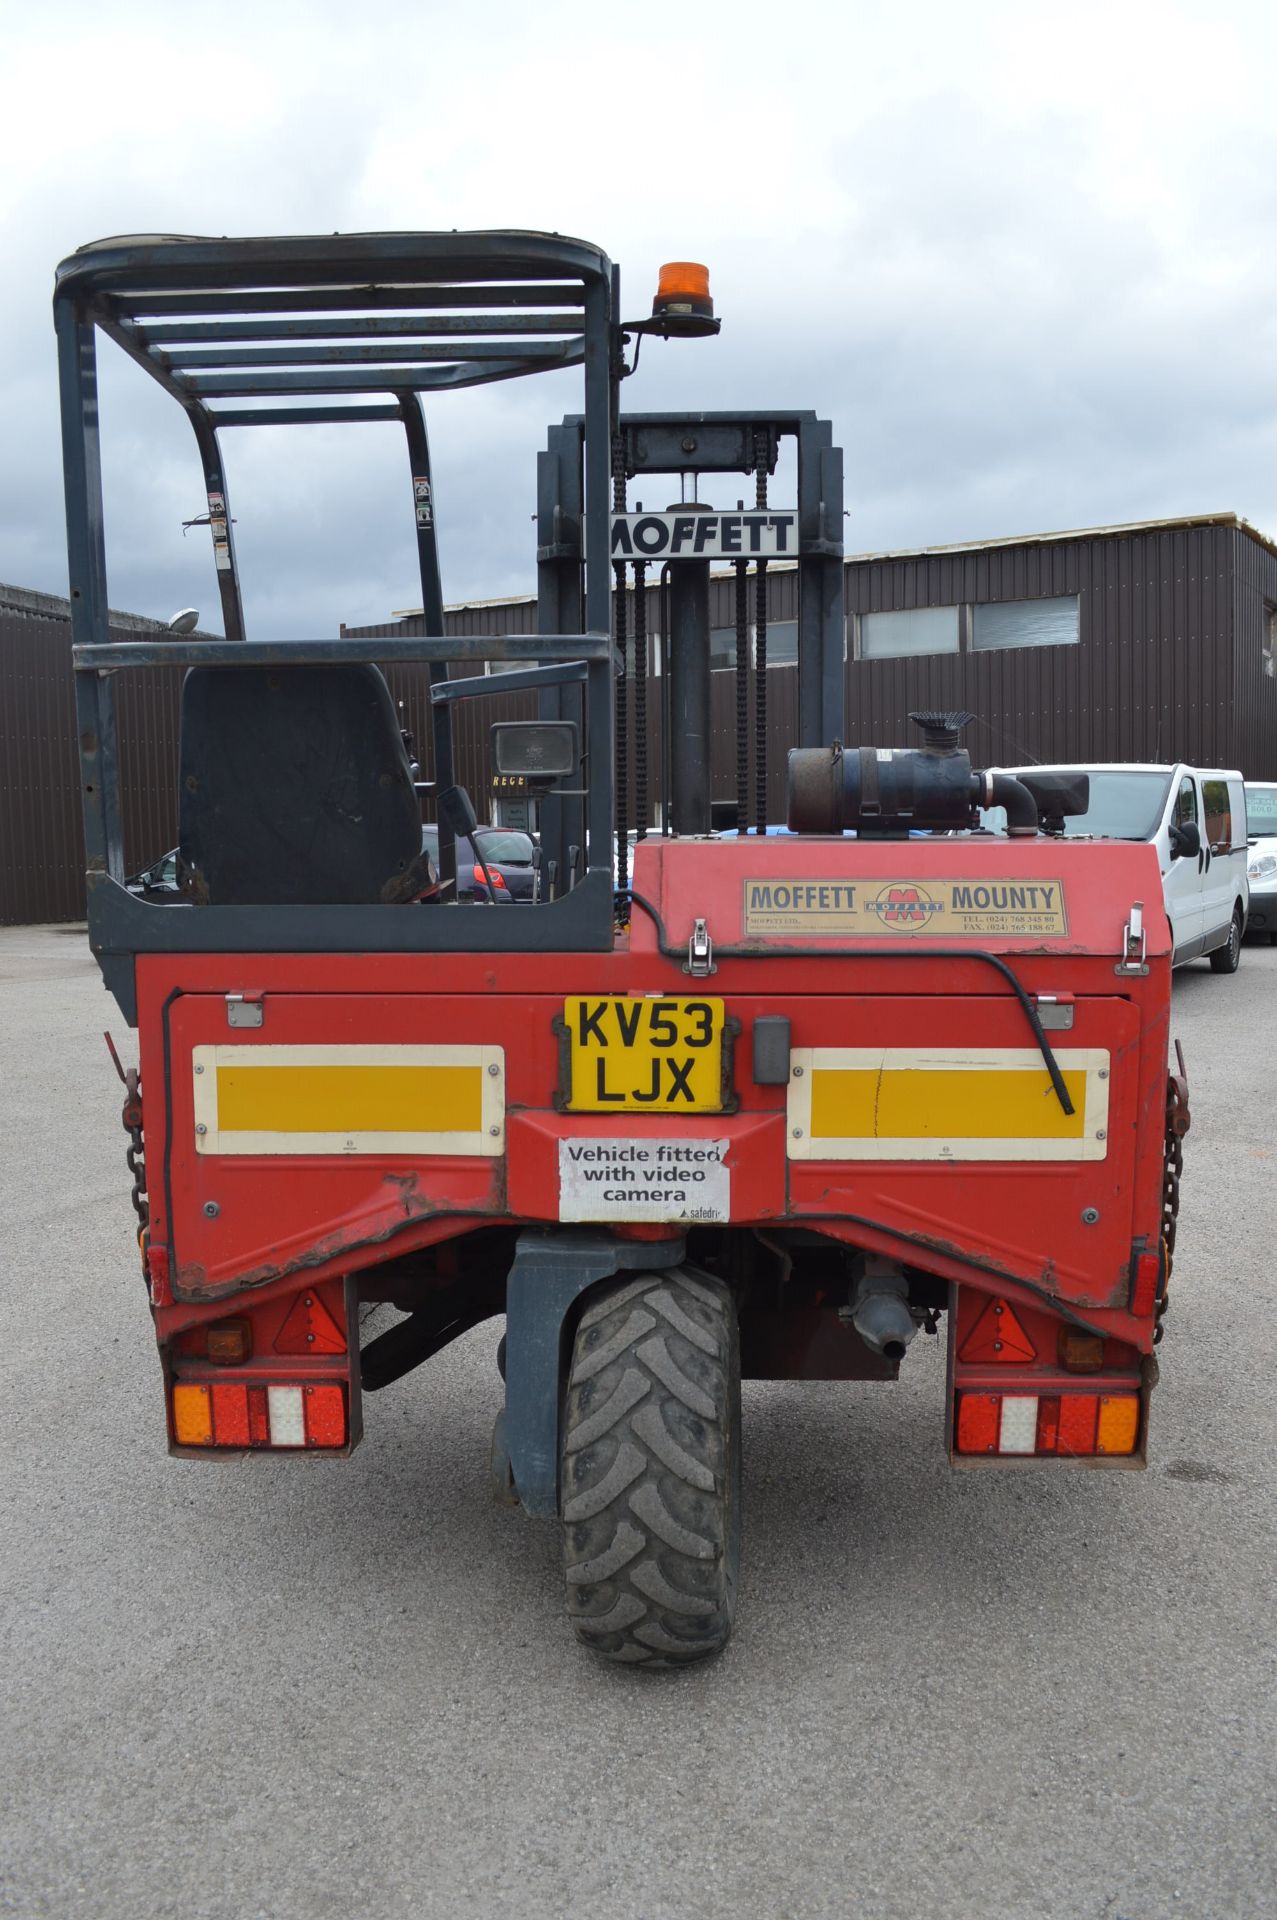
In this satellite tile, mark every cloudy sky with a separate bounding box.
[3,0,1277,637]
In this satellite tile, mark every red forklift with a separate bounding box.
[55,231,1186,1665]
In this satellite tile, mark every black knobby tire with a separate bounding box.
[560,1266,741,1667]
[1209,905,1243,974]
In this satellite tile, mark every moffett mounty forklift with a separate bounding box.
[56,232,1188,1666]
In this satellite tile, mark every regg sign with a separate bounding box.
[610,510,798,560]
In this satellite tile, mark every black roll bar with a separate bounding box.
[53,231,619,1017]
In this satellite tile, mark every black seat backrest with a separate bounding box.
[178,663,428,906]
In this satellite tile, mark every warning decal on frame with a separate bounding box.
[559,1137,730,1223]
[207,491,232,571]
[742,877,1069,939]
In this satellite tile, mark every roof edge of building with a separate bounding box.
[845,511,1277,566]
[0,582,175,631]
[385,512,1276,621]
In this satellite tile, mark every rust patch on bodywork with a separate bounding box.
[175,1178,446,1303]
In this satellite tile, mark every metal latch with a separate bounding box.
[1114,903,1149,977]
[685,918,716,977]
[226,992,264,1028]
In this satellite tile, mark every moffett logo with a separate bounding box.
[872,883,942,930]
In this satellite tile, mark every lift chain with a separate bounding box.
[634,560,648,841]
[734,556,750,831]
[612,431,630,897]
[1156,1041,1190,1344]
[753,434,769,835]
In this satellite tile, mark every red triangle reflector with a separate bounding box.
[274,1290,347,1356]
[959,1296,1036,1364]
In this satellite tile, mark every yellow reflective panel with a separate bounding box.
[1096,1395,1140,1455]
[215,1064,482,1135]
[809,1066,1089,1142]
[172,1383,213,1447]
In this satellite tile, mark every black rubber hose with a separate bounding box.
[988,771,1039,836]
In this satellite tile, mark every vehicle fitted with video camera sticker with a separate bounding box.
[56,231,1185,1668]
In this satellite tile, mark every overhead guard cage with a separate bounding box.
[53,231,618,1015]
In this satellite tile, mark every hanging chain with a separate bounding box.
[105,1033,149,1271]
[123,1067,147,1235]
[753,436,769,835]
[634,560,648,842]
[104,1034,151,1289]
[1155,1040,1190,1344]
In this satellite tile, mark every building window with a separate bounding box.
[858,606,960,659]
[1264,605,1276,679]
[971,595,1079,651]
[707,623,798,670]
[711,627,742,671]
[625,633,653,677]
[760,621,798,666]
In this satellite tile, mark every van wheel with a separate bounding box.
[1210,906,1243,974]
[560,1266,741,1668]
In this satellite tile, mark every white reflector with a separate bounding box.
[267,1384,305,1448]
[999,1395,1039,1455]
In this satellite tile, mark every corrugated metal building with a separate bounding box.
[842,513,1277,775]
[0,588,203,926]
[366,510,1277,803]
[5,511,1276,923]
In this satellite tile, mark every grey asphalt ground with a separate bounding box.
[1,924,1274,1920]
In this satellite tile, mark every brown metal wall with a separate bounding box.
[1,610,84,924]
[1,606,188,926]
[1230,526,1277,779]
[845,523,1244,769]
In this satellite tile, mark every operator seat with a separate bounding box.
[177,663,434,906]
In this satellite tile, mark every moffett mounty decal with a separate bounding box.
[743,877,1069,938]
[611,510,798,561]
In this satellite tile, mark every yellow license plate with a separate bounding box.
[563,997,726,1112]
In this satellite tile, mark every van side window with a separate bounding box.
[1173,777,1199,830]
[1202,778,1232,853]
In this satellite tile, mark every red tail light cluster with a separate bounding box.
[956,1390,1139,1457]
[172,1381,347,1450]
[472,864,507,889]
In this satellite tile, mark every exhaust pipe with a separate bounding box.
[849,1270,918,1362]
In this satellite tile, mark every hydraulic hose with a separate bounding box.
[986,771,1039,837]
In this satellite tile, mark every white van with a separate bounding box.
[986,763,1250,973]
[1243,781,1277,943]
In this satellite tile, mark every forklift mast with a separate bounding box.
[537,410,844,886]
